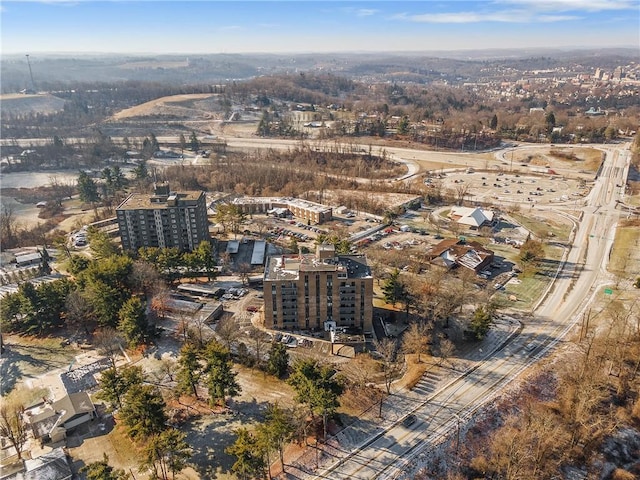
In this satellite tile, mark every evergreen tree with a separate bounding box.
[267,342,289,379]
[141,429,191,480]
[226,428,265,480]
[97,365,144,409]
[490,114,498,130]
[288,360,343,441]
[119,383,167,440]
[81,454,129,480]
[117,296,148,347]
[204,341,241,407]
[176,343,202,398]
[193,240,216,281]
[77,170,100,203]
[470,305,492,340]
[397,116,409,135]
[133,160,148,181]
[257,402,294,473]
[382,269,409,308]
[189,131,200,152]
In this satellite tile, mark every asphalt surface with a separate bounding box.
[306,142,631,480]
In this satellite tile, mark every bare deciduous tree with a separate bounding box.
[0,401,28,460]
[402,322,431,363]
[215,316,241,351]
[374,337,401,395]
[93,327,124,367]
[248,326,268,368]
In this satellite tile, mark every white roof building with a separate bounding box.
[449,207,494,228]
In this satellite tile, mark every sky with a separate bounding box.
[1,0,639,55]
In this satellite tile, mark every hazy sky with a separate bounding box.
[1,0,639,55]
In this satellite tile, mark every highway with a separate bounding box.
[310,142,631,480]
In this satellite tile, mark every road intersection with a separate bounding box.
[309,142,631,480]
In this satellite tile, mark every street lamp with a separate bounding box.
[453,413,461,455]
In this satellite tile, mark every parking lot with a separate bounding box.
[430,170,589,207]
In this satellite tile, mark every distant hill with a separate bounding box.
[0,93,65,115]
[1,48,637,91]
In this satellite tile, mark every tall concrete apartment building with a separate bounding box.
[263,244,373,332]
[116,183,209,252]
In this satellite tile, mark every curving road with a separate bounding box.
[3,132,631,477]
[310,142,631,480]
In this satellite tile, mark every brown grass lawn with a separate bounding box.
[609,221,640,277]
[510,212,573,242]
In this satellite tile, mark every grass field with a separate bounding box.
[494,244,565,310]
[608,221,640,277]
[1,335,79,395]
[510,212,573,242]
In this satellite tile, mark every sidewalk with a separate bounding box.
[280,315,522,479]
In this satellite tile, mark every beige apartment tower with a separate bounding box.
[263,244,373,332]
[116,183,209,252]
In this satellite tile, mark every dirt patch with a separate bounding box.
[112,94,218,120]
[396,354,430,390]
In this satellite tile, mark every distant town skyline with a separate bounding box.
[1,0,639,55]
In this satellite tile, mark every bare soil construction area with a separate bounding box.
[111,93,221,120]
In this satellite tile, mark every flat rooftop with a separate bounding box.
[232,196,332,213]
[265,254,371,281]
[117,191,203,210]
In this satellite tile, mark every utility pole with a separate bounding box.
[25,54,36,92]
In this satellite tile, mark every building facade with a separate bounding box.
[263,244,373,333]
[230,196,333,224]
[116,183,209,252]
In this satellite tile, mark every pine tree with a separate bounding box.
[141,429,191,480]
[81,454,128,480]
[204,341,241,407]
[117,296,148,347]
[119,383,167,440]
[267,342,289,378]
[189,131,200,152]
[226,428,265,480]
[490,114,498,130]
[257,402,294,474]
[77,170,99,203]
[176,343,202,398]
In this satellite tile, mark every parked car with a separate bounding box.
[403,414,417,427]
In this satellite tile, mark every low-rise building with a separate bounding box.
[25,392,97,444]
[263,244,373,332]
[449,206,495,229]
[231,196,333,224]
[426,238,494,273]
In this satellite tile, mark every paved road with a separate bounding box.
[4,133,631,477]
[310,142,631,480]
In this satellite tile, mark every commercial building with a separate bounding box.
[231,196,333,224]
[263,244,373,332]
[426,238,495,273]
[448,206,495,229]
[116,183,209,252]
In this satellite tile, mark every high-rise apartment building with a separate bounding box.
[263,244,373,332]
[116,183,209,252]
